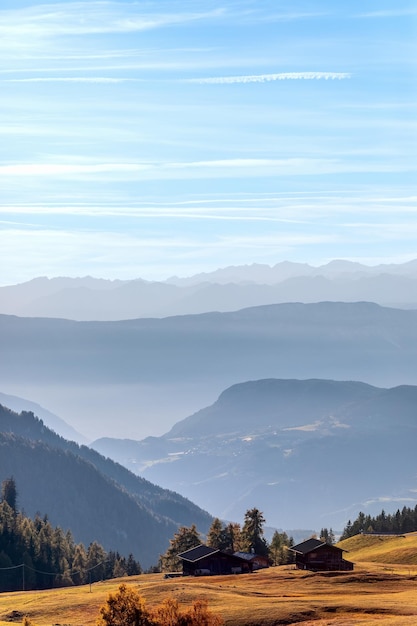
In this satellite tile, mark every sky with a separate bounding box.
[1,0,416,285]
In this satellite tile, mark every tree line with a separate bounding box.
[340,505,417,540]
[160,507,295,571]
[0,478,141,592]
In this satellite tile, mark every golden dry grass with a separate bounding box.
[338,531,417,567]
[0,565,416,626]
[1,534,417,626]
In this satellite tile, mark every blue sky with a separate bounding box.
[1,0,416,284]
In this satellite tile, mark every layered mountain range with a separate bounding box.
[2,266,417,539]
[0,404,212,568]
[1,260,417,320]
[92,378,417,531]
[1,301,417,440]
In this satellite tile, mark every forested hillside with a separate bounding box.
[0,405,212,568]
[0,478,141,592]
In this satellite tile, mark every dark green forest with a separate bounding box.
[0,478,141,592]
[0,404,212,568]
[341,506,417,540]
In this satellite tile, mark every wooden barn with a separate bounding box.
[290,538,354,571]
[233,551,270,570]
[177,545,260,576]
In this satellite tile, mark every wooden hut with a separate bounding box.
[290,538,354,571]
[177,545,251,576]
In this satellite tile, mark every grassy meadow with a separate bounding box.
[1,533,417,626]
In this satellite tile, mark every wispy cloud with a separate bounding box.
[1,156,414,182]
[255,11,331,23]
[356,8,417,18]
[185,72,352,84]
[0,3,225,39]
[4,77,140,84]
[363,496,417,506]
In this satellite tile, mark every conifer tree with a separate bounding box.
[269,531,291,566]
[222,522,243,553]
[241,508,268,556]
[207,518,231,551]
[87,541,107,583]
[319,528,335,545]
[1,477,17,513]
[160,525,201,572]
[127,553,142,576]
[71,543,87,585]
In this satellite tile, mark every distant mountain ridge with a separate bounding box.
[2,301,417,439]
[167,258,417,285]
[1,259,417,320]
[0,404,212,568]
[91,378,417,532]
[0,392,86,443]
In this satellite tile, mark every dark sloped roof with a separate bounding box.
[177,544,219,563]
[290,538,344,554]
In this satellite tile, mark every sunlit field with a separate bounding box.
[1,559,417,625]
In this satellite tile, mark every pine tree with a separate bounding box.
[72,543,87,585]
[87,541,107,583]
[269,531,291,566]
[207,518,223,549]
[1,477,17,513]
[319,528,335,545]
[160,525,201,572]
[126,553,142,576]
[241,508,269,557]
[223,523,243,553]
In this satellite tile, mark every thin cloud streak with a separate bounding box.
[0,157,413,181]
[2,193,416,225]
[185,72,352,84]
[0,4,226,39]
[357,9,417,18]
[5,77,141,84]
[254,11,331,23]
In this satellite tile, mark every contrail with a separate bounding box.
[185,72,351,84]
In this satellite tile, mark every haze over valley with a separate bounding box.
[91,378,417,531]
[0,0,416,578]
[1,297,417,440]
[1,267,417,534]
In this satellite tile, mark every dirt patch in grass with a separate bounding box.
[2,611,24,623]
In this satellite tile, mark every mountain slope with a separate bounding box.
[2,302,417,439]
[0,391,86,443]
[0,404,212,568]
[92,379,417,532]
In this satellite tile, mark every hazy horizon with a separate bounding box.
[1,0,416,285]
[1,0,416,443]
[2,256,417,287]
